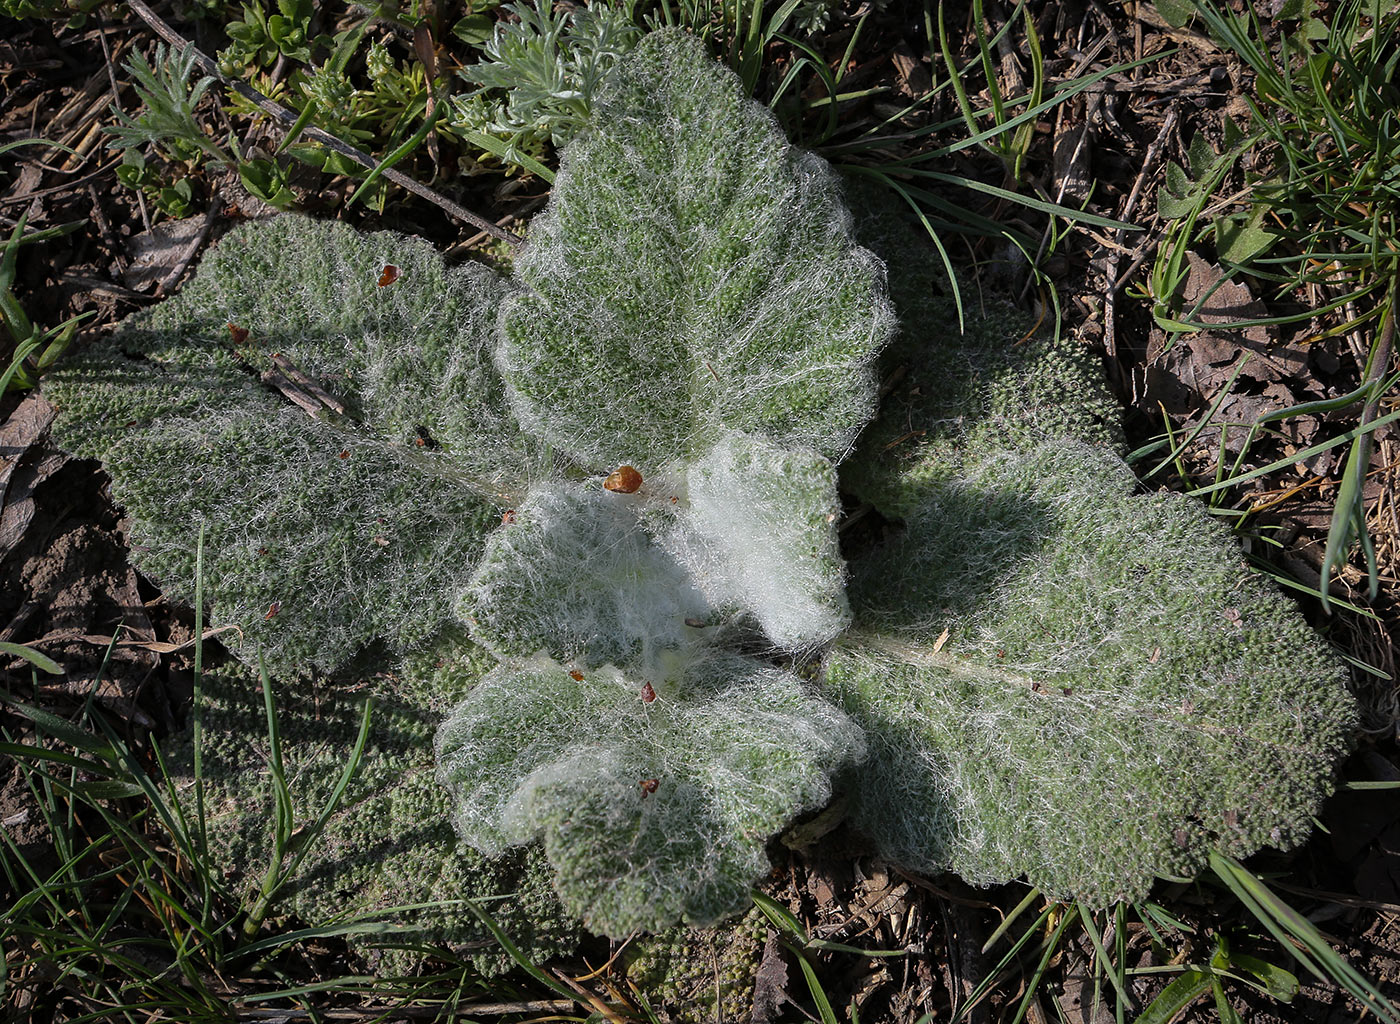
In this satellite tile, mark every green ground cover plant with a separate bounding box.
[37,24,1361,961]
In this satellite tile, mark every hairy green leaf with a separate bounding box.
[829,200,1355,904]
[497,29,894,473]
[46,215,535,674]
[435,653,864,935]
[463,430,849,667]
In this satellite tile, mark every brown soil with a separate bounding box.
[1,2,1397,1022]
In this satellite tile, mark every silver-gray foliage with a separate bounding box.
[496,29,895,474]
[45,215,534,675]
[828,199,1356,902]
[44,28,1358,941]
[435,653,863,934]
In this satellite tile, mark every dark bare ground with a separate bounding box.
[2,3,1397,1021]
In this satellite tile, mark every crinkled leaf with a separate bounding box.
[460,480,712,676]
[497,29,894,473]
[662,431,849,650]
[435,653,865,935]
[827,206,1355,902]
[829,438,1354,904]
[46,215,532,674]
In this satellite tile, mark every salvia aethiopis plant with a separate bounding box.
[45,28,1357,938]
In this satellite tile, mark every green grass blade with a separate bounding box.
[0,741,120,777]
[784,940,839,1024]
[457,127,556,183]
[1318,433,1371,611]
[1135,968,1213,1024]
[937,1,985,148]
[1209,852,1400,1024]
[956,901,1058,1022]
[0,642,64,675]
[191,524,209,869]
[1187,406,1400,498]
[1142,354,1251,479]
[1011,908,1073,1024]
[347,102,441,208]
[282,696,373,880]
[888,51,1169,163]
[1077,904,1134,1012]
[891,166,1136,229]
[2,702,118,760]
[753,890,810,942]
[981,887,1043,953]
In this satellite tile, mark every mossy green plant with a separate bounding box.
[45,26,1357,940]
[170,634,578,973]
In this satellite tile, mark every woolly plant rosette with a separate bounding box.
[44,28,1356,940]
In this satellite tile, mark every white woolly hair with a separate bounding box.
[830,438,1357,906]
[662,431,850,651]
[459,479,713,680]
[434,652,866,934]
[495,29,895,476]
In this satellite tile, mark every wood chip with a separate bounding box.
[749,931,792,1024]
[270,353,347,414]
[261,368,326,418]
[122,216,212,292]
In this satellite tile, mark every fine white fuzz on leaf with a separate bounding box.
[829,438,1355,905]
[833,194,1357,905]
[460,480,713,677]
[435,653,865,935]
[45,215,529,674]
[496,29,895,473]
[463,434,850,665]
[663,431,849,650]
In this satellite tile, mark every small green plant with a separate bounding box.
[0,212,91,393]
[106,42,233,169]
[218,0,316,73]
[106,31,438,215]
[45,28,1357,941]
[447,0,644,170]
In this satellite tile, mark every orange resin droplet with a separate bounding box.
[228,322,250,345]
[569,669,585,682]
[378,264,400,287]
[603,465,643,493]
